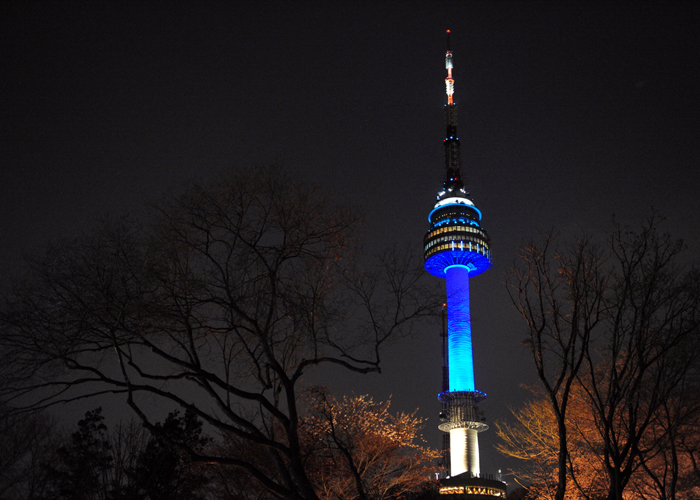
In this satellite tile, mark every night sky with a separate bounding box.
[2,1,699,479]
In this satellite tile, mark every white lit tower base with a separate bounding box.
[423,31,506,498]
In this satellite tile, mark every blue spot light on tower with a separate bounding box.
[424,30,495,483]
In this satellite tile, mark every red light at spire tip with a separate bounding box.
[446,30,451,33]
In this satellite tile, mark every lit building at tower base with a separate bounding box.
[439,474,507,498]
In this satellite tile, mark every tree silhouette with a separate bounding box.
[33,408,211,500]
[497,386,700,500]
[0,406,55,500]
[42,408,113,500]
[1,168,439,500]
[506,231,605,500]
[505,219,700,500]
[129,409,211,500]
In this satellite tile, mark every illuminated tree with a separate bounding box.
[496,388,608,500]
[302,391,439,500]
[506,220,700,500]
[0,168,439,500]
[210,392,439,500]
[506,232,605,500]
[497,387,700,500]
[627,389,700,500]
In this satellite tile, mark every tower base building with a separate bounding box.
[439,474,508,498]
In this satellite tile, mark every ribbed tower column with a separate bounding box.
[424,30,492,480]
[446,265,474,392]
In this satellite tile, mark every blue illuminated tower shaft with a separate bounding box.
[446,265,474,392]
[424,31,492,479]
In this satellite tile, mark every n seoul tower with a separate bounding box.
[423,30,493,485]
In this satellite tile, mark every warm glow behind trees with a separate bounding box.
[496,387,609,500]
[211,392,439,500]
[503,219,700,500]
[497,386,700,500]
[302,391,439,500]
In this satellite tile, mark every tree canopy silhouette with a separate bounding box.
[505,219,700,500]
[0,168,440,500]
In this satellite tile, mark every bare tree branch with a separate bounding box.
[0,167,441,500]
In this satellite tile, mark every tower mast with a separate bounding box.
[443,30,462,188]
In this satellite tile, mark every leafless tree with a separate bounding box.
[211,390,439,500]
[507,219,700,500]
[632,385,700,500]
[0,168,439,500]
[507,232,606,500]
[580,222,700,500]
[495,387,608,500]
[496,385,700,500]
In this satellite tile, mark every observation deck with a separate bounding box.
[424,188,492,278]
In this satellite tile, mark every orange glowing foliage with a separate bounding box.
[301,391,439,500]
[496,385,700,500]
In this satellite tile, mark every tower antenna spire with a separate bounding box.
[443,30,462,190]
[445,30,454,105]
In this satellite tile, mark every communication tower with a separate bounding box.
[424,31,507,498]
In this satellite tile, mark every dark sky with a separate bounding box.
[2,0,699,479]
